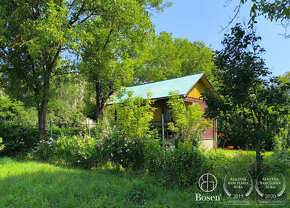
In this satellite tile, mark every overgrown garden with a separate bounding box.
[0,0,289,206]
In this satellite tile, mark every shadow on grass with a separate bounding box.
[0,158,225,208]
[1,158,288,208]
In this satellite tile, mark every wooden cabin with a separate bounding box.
[111,73,217,149]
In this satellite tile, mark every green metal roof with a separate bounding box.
[110,73,204,103]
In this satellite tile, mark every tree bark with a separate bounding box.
[95,82,104,122]
[95,81,114,122]
[255,129,263,178]
[255,141,261,176]
[37,80,50,141]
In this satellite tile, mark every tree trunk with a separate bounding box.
[255,131,263,178]
[95,81,115,122]
[95,82,105,122]
[255,141,261,176]
[37,78,50,141]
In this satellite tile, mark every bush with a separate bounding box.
[161,141,208,187]
[263,150,289,174]
[0,123,83,157]
[0,123,38,156]
[53,135,107,169]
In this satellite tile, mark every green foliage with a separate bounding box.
[243,0,290,23]
[0,123,38,156]
[263,150,289,175]
[0,95,28,124]
[56,135,107,169]
[0,137,4,152]
[0,0,169,140]
[167,91,212,146]
[48,74,85,127]
[204,23,288,151]
[79,0,169,121]
[273,128,288,152]
[111,92,155,139]
[133,32,215,84]
[234,1,290,38]
[162,141,208,187]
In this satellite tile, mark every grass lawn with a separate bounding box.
[0,157,215,208]
[0,157,288,208]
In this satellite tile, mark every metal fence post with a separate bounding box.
[162,114,165,151]
[50,121,53,139]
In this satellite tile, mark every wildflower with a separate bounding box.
[101,147,104,151]
[213,146,216,149]
[228,146,234,149]
[249,162,253,165]
[77,160,80,163]
[225,148,228,150]
[219,133,225,137]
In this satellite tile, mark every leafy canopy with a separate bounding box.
[133,32,214,84]
[203,23,288,151]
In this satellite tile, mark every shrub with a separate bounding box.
[161,141,208,187]
[263,150,289,174]
[103,92,158,170]
[167,91,212,146]
[54,135,107,169]
[0,123,38,156]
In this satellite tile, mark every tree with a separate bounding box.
[47,73,85,127]
[79,0,169,121]
[133,32,215,84]
[203,23,288,175]
[227,0,290,37]
[0,0,169,139]
[167,91,212,147]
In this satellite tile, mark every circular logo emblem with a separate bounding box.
[223,171,253,198]
[256,172,286,198]
[198,173,218,192]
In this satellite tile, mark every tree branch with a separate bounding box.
[220,1,242,33]
[103,29,114,50]
[69,2,86,25]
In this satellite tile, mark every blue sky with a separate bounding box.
[151,0,289,77]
